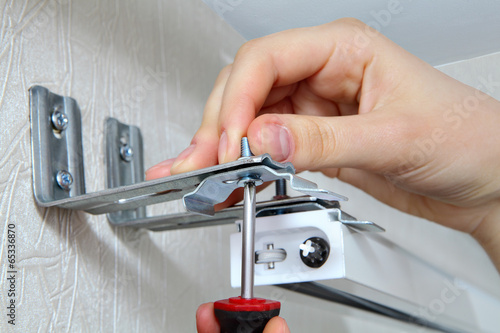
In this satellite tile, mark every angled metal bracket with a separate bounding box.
[29,85,384,232]
[30,85,86,202]
[105,117,147,223]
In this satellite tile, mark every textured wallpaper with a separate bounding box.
[0,0,245,331]
[1,1,500,332]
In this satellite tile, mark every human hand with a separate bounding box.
[196,303,290,333]
[146,18,500,270]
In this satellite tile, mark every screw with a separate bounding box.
[299,237,330,268]
[51,110,69,131]
[238,137,262,186]
[237,176,263,187]
[120,145,134,162]
[275,179,287,196]
[56,170,73,191]
[240,137,254,158]
[273,179,288,201]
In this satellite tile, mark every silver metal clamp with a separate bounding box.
[29,86,384,232]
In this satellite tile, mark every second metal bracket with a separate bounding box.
[105,118,146,222]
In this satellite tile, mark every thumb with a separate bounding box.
[247,112,413,172]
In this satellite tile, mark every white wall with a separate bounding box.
[0,0,499,332]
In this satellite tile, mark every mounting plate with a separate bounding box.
[30,86,86,203]
[105,118,146,222]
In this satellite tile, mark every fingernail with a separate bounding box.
[171,144,197,170]
[145,158,175,180]
[218,131,228,163]
[260,124,291,161]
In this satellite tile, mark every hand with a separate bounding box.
[196,303,290,333]
[146,18,500,269]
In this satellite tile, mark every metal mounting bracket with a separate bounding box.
[29,86,384,232]
[104,117,147,223]
[30,86,86,202]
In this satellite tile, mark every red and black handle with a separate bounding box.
[214,297,281,333]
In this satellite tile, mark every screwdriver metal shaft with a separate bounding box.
[241,180,256,299]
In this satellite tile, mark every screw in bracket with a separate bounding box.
[237,137,263,187]
[56,170,73,191]
[273,179,288,201]
[299,237,330,268]
[240,137,288,199]
[120,145,134,162]
[51,109,69,132]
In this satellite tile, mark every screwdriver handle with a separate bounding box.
[214,297,281,333]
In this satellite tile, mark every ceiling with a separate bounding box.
[202,0,500,66]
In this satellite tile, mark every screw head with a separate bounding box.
[51,110,69,131]
[237,176,263,187]
[120,145,134,162]
[56,170,73,191]
[299,237,330,268]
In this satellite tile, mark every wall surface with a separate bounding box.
[0,1,499,332]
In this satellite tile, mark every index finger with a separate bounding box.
[217,18,377,163]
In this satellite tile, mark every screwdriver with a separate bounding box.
[214,138,281,333]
